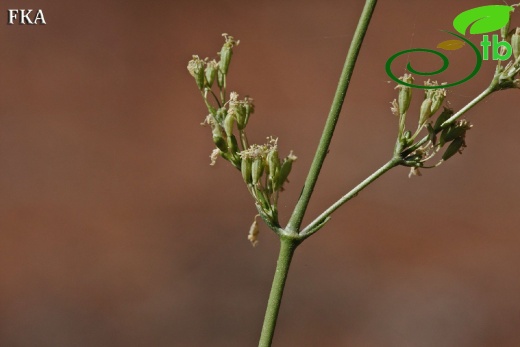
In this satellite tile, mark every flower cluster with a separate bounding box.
[239,138,297,223]
[391,14,520,177]
[391,75,471,177]
[188,34,297,242]
[496,17,520,88]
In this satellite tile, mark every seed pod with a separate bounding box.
[252,157,264,185]
[267,149,281,184]
[430,91,446,115]
[439,125,451,147]
[232,103,247,130]
[243,98,254,128]
[217,68,225,89]
[215,108,227,124]
[219,46,232,76]
[213,135,228,152]
[187,56,205,91]
[275,157,295,191]
[254,187,271,211]
[241,157,253,185]
[443,127,465,143]
[398,87,412,115]
[512,28,520,61]
[397,75,413,115]
[220,151,233,162]
[205,60,218,88]
[443,120,471,143]
[433,107,453,131]
[223,113,235,137]
[419,98,433,126]
[227,135,239,154]
[219,34,238,75]
[442,137,465,161]
[211,122,223,138]
[501,12,511,40]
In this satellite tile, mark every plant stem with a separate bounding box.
[301,157,401,236]
[240,129,249,150]
[408,83,497,152]
[258,237,299,347]
[286,0,379,233]
[441,85,496,126]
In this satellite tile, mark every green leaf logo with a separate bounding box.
[453,5,513,35]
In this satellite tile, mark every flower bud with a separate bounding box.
[217,68,225,89]
[512,28,520,61]
[187,55,205,91]
[205,60,218,88]
[229,93,247,130]
[430,89,446,115]
[218,34,239,75]
[397,74,413,115]
[241,157,253,185]
[243,97,255,128]
[215,108,227,124]
[252,157,264,185]
[275,152,297,191]
[211,125,228,152]
[501,11,512,40]
[400,130,413,147]
[223,113,235,137]
[267,149,281,184]
[227,134,239,154]
[419,98,433,126]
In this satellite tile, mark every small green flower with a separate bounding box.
[219,33,240,75]
[205,59,218,88]
[396,74,413,115]
[187,55,206,91]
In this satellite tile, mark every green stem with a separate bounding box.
[240,129,249,150]
[221,75,227,104]
[408,83,497,153]
[286,0,378,233]
[440,84,496,127]
[258,237,299,347]
[301,157,401,237]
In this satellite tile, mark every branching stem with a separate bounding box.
[285,0,379,233]
[301,157,402,237]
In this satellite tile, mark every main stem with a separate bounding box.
[286,0,379,233]
[258,238,299,347]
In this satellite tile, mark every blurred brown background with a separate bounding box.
[1,0,520,346]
